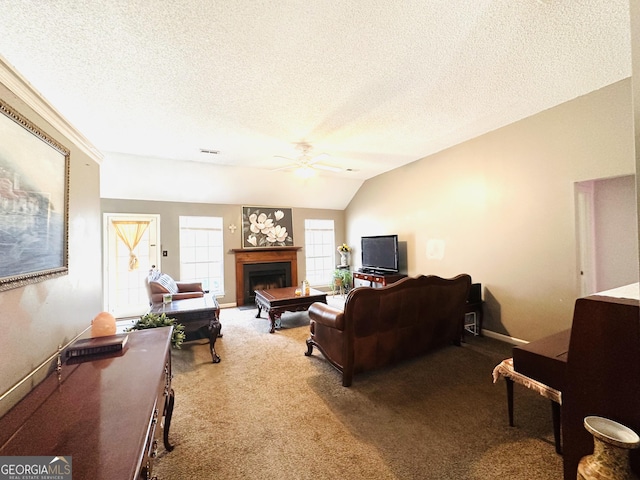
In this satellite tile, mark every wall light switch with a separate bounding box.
[162,251,168,257]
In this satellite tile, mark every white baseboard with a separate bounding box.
[219,302,238,309]
[482,329,528,346]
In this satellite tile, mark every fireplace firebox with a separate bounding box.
[243,262,291,305]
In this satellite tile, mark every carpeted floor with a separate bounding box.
[153,300,563,479]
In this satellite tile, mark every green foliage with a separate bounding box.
[332,268,353,291]
[127,312,186,349]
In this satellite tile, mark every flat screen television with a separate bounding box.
[360,234,399,274]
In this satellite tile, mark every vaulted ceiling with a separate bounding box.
[0,1,631,209]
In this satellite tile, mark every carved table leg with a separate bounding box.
[255,306,262,318]
[305,338,314,356]
[163,387,175,452]
[208,317,222,363]
[269,312,282,333]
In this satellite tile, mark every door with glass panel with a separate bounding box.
[104,213,160,318]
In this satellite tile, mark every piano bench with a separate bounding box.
[493,357,562,454]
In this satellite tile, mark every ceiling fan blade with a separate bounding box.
[270,163,296,171]
[308,153,329,165]
[270,145,342,174]
[312,163,343,172]
[270,154,298,171]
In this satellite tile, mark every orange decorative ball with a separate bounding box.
[91,311,116,337]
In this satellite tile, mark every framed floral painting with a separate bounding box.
[241,206,293,248]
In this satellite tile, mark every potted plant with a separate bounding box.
[332,268,353,294]
[127,312,186,349]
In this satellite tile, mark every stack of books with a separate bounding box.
[67,334,129,358]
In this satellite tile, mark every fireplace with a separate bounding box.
[232,247,301,306]
[243,262,291,305]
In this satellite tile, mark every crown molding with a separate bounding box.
[0,55,103,164]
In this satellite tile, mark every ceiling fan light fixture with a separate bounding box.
[272,143,342,175]
[294,165,316,178]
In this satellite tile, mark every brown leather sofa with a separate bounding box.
[146,268,205,304]
[305,274,472,386]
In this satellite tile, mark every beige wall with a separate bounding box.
[100,199,346,305]
[0,73,103,416]
[346,79,636,342]
[633,0,640,271]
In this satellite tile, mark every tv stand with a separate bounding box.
[354,271,407,287]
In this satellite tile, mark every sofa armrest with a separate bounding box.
[308,302,345,331]
[176,282,204,293]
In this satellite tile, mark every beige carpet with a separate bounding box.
[153,301,563,479]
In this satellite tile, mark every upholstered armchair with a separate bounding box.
[146,268,205,304]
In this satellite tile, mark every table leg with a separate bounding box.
[163,387,175,452]
[208,317,222,363]
[506,378,514,427]
[551,400,562,454]
[269,312,281,333]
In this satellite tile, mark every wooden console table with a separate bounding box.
[0,327,175,480]
[353,271,407,287]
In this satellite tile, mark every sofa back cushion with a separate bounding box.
[149,272,179,294]
[344,274,471,371]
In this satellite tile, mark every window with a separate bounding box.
[179,216,224,295]
[304,219,335,286]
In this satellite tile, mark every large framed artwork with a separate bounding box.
[242,206,293,248]
[0,100,70,291]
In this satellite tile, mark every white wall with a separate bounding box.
[0,63,103,416]
[593,174,638,291]
[346,79,636,342]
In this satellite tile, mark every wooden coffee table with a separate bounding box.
[254,286,327,333]
[149,295,222,362]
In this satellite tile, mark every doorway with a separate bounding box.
[103,213,161,318]
[575,175,638,296]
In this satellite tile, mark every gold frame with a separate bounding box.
[0,100,70,291]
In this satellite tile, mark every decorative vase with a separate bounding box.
[340,252,348,266]
[577,416,640,480]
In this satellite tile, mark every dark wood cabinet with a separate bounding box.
[0,327,174,480]
[353,271,407,287]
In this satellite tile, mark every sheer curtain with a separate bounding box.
[112,220,151,270]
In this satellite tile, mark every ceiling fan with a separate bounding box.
[272,142,342,177]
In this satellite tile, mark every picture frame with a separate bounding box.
[241,206,294,248]
[0,100,70,291]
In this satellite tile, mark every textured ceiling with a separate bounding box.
[0,1,632,209]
